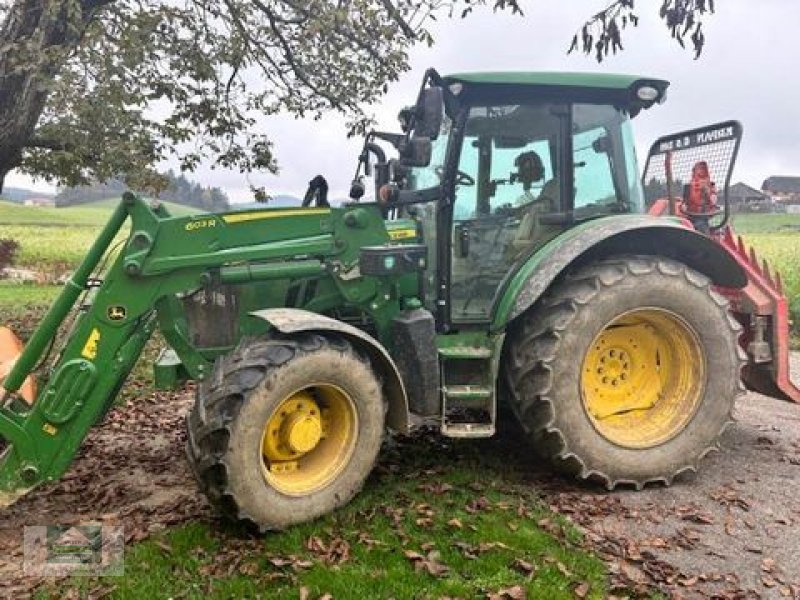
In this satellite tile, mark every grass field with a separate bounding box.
[729,212,800,234]
[0,199,198,275]
[729,213,800,327]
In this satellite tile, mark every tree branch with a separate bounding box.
[26,137,74,151]
[378,0,416,38]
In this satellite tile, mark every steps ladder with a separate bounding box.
[439,345,496,438]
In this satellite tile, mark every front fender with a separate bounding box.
[491,215,747,331]
[248,308,410,434]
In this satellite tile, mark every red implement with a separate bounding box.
[0,327,36,405]
[714,227,800,403]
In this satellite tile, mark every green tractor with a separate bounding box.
[1,69,798,530]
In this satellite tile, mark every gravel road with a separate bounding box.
[576,353,800,598]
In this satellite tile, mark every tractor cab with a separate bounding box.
[356,70,669,324]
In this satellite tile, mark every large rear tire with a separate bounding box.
[503,255,745,489]
[186,333,385,530]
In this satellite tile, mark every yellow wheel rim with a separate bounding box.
[580,308,706,449]
[261,384,358,496]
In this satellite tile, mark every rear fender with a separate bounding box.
[491,216,747,331]
[248,308,410,434]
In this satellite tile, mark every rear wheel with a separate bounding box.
[186,333,385,530]
[503,255,745,489]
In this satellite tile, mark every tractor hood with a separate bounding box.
[443,72,669,117]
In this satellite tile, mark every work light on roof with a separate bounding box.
[636,85,660,102]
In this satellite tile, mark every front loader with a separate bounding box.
[1,69,798,530]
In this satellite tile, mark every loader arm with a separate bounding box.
[0,193,397,506]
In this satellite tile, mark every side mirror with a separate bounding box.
[414,87,444,141]
[399,137,432,168]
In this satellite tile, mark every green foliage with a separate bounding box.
[0,238,19,270]
[0,0,522,192]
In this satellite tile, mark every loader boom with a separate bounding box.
[0,192,407,505]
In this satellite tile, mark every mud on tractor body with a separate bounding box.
[1,69,797,530]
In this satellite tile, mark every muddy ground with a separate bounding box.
[1,356,799,599]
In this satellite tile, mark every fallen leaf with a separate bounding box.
[447,518,463,529]
[465,496,489,514]
[510,558,535,577]
[304,536,350,565]
[487,585,526,600]
[404,549,450,577]
[453,541,478,560]
[478,541,511,553]
[572,581,590,598]
[356,532,386,548]
[418,482,454,495]
[555,561,573,578]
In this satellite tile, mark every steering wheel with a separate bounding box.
[435,166,475,187]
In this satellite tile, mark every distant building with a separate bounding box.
[728,182,772,213]
[762,176,800,206]
[22,197,55,207]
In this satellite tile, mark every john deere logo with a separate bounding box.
[107,306,127,321]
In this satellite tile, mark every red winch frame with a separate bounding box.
[646,122,800,404]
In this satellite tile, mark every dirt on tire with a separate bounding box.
[504,255,744,489]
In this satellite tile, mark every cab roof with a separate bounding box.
[444,71,662,89]
[442,71,670,115]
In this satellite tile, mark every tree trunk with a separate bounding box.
[0,1,98,192]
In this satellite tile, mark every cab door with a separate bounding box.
[449,103,566,323]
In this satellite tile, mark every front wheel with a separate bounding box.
[503,255,745,489]
[186,333,385,530]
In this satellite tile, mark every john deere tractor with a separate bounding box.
[1,69,798,530]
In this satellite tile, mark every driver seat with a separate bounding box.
[508,152,558,258]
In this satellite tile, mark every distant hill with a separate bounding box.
[0,187,55,203]
[56,172,228,212]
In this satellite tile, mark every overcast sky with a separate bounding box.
[7,0,799,202]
